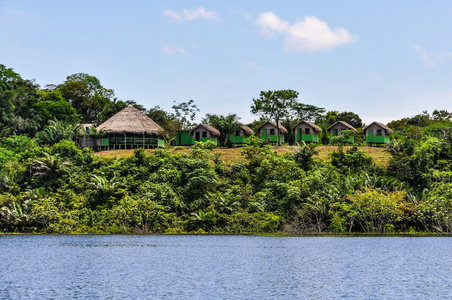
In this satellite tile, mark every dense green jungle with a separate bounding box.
[2,63,452,235]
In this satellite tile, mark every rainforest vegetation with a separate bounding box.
[2,64,452,235]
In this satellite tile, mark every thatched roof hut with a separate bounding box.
[98,105,164,135]
[292,121,322,133]
[363,122,394,136]
[240,125,254,136]
[257,121,288,134]
[327,121,358,133]
[190,124,221,137]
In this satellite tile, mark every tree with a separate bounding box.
[172,99,199,130]
[0,64,40,136]
[36,119,82,145]
[337,111,363,128]
[34,89,80,127]
[251,89,299,145]
[293,103,325,122]
[432,109,452,121]
[203,114,241,147]
[58,73,114,123]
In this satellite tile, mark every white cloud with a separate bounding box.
[162,45,189,56]
[414,45,452,67]
[256,12,358,52]
[163,7,219,23]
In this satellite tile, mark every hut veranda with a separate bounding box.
[83,105,165,150]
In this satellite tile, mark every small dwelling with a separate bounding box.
[257,121,288,143]
[96,105,165,150]
[230,125,254,145]
[328,121,358,143]
[292,121,322,143]
[175,131,194,146]
[79,124,97,148]
[363,122,393,146]
[190,124,220,144]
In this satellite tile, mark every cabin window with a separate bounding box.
[236,130,240,136]
[376,130,382,136]
[202,131,207,138]
[270,129,275,135]
[305,128,310,135]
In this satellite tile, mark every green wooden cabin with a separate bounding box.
[257,121,288,144]
[189,124,220,145]
[363,121,393,146]
[292,121,322,144]
[175,131,195,146]
[229,125,253,145]
[96,105,165,150]
[328,121,357,144]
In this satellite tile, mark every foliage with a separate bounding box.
[58,73,114,123]
[172,99,199,130]
[203,113,241,147]
[330,146,373,173]
[251,89,299,145]
[292,141,319,171]
[36,119,82,145]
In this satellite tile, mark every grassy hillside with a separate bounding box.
[95,145,391,166]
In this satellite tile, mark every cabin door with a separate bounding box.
[195,132,200,141]
[368,130,373,138]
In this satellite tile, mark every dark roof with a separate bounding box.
[257,121,288,134]
[292,121,322,133]
[327,121,358,133]
[363,121,394,135]
[189,124,221,137]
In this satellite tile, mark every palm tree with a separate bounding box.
[204,113,240,147]
[36,119,82,145]
[33,153,70,188]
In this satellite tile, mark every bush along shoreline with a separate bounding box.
[2,135,452,235]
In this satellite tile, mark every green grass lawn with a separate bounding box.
[95,145,391,167]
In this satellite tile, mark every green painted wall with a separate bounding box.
[102,136,165,148]
[175,131,195,146]
[366,136,389,144]
[230,135,249,144]
[294,132,319,143]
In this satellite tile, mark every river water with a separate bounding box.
[1,235,451,299]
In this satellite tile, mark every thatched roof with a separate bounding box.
[190,124,221,137]
[98,105,164,135]
[292,121,322,133]
[257,121,288,134]
[363,121,394,135]
[327,121,358,133]
[240,125,254,136]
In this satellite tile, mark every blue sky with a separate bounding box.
[1,1,452,125]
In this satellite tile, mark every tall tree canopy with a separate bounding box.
[251,89,299,145]
[318,110,363,128]
[293,103,325,122]
[58,73,114,123]
[0,64,40,136]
